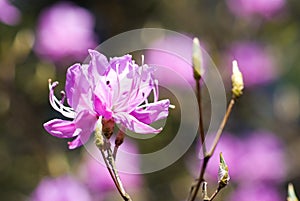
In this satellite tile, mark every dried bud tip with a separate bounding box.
[231,60,244,98]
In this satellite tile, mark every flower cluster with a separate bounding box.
[44,50,170,149]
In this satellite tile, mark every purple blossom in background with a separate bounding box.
[79,139,142,194]
[44,50,170,149]
[226,0,285,19]
[238,131,286,183]
[0,0,21,25]
[196,131,286,183]
[30,176,92,201]
[34,2,97,62]
[146,35,206,87]
[227,183,283,201]
[224,42,278,87]
[203,133,244,180]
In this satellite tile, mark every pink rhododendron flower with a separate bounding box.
[0,0,21,25]
[146,35,207,88]
[30,176,92,201]
[34,2,97,62]
[238,131,286,182]
[227,183,283,201]
[44,50,170,149]
[226,0,285,19]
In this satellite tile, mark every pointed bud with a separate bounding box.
[231,60,244,98]
[288,183,299,201]
[218,152,230,188]
[192,37,204,80]
[115,129,125,148]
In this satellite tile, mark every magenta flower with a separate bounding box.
[0,0,21,25]
[44,50,170,149]
[224,42,278,87]
[30,176,92,201]
[146,35,207,87]
[202,133,244,180]
[226,0,285,19]
[227,183,283,201]
[237,131,286,183]
[34,2,97,62]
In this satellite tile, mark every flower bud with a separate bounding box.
[288,183,299,201]
[231,60,244,98]
[192,37,203,80]
[218,152,230,188]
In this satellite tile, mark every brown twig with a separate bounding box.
[209,185,224,201]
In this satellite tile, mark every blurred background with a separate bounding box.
[0,0,300,200]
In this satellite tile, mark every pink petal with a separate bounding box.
[68,135,85,149]
[88,49,110,76]
[68,110,98,149]
[44,119,76,138]
[110,54,133,74]
[113,112,162,134]
[65,63,92,111]
[93,93,112,119]
[130,99,170,124]
[65,63,81,106]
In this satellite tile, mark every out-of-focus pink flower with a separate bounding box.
[145,35,206,87]
[224,42,278,87]
[226,0,285,19]
[0,0,21,25]
[227,183,283,201]
[34,2,97,62]
[203,133,244,181]
[44,50,170,149]
[30,175,92,201]
[79,139,142,194]
[238,131,286,183]
[195,131,286,183]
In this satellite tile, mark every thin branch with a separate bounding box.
[209,186,223,201]
[188,98,236,201]
[95,124,132,201]
[104,139,131,201]
[207,98,235,156]
[196,79,207,156]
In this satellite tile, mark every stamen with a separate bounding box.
[48,79,76,119]
[60,91,66,104]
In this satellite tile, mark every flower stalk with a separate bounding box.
[95,120,132,201]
